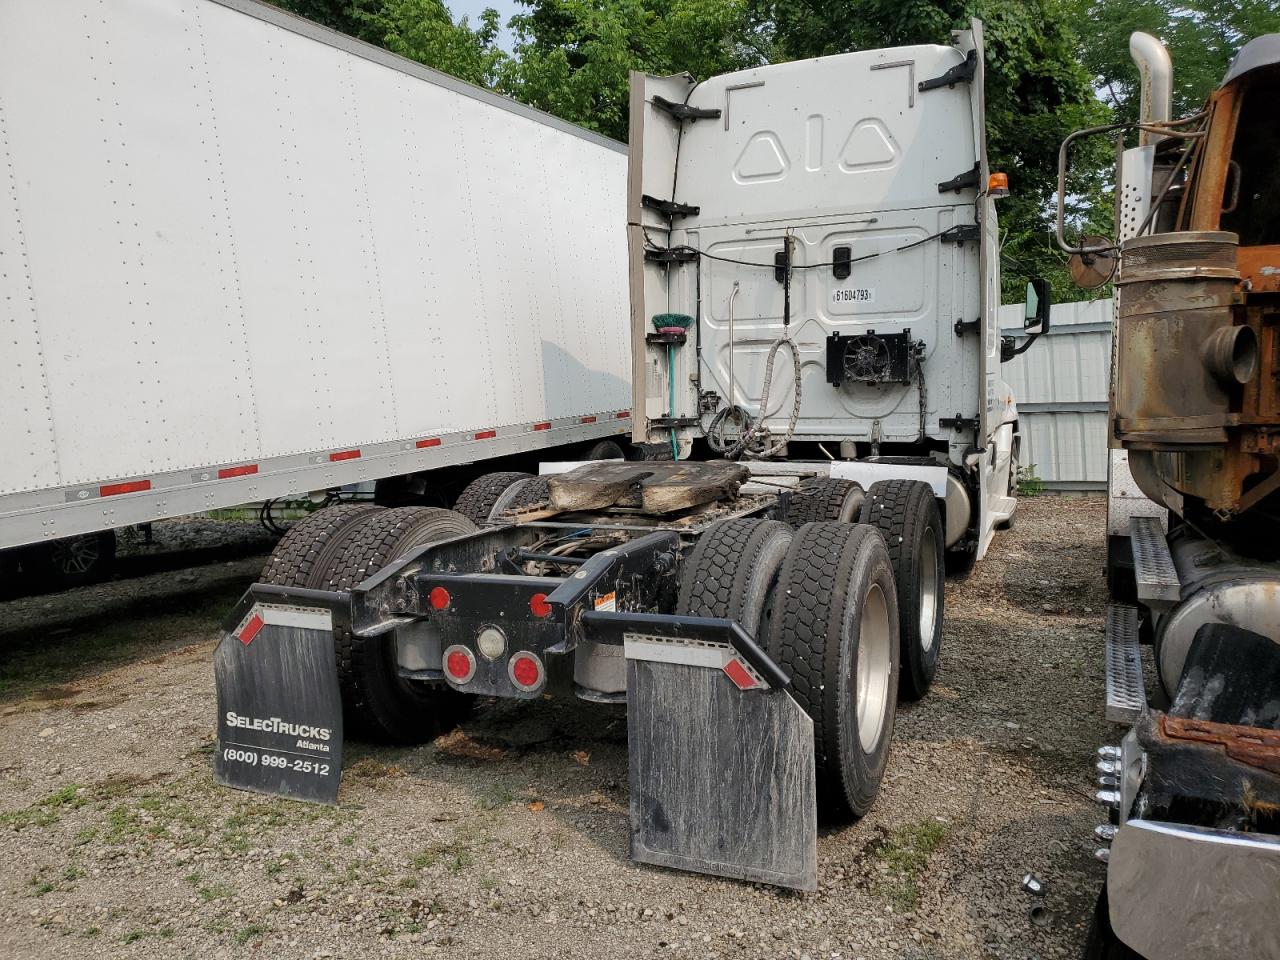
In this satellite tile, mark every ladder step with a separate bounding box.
[1130,516,1180,604]
[1105,603,1145,723]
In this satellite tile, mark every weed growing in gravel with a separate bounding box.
[198,883,234,902]
[0,783,86,830]
[478,783,514,810]
[235,924,267,945]
[873,819,949,912]
[413,840,473,873]
[27,872,55,897]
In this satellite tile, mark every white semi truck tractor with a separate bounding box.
[214,21,1048,891]
[1055,30,1280,960]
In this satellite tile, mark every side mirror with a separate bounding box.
[1024,278,1051,336]
[1001,278,1052,363]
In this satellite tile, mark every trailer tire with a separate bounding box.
[859,480,944,700]
[675,518,793,638]
[321,507,478,744]
[785,478,864,527]
[585,439,626,461]
[259,502,383,587]
[766,522,899,820]
[30,530,117,590]
[452,472,534,524]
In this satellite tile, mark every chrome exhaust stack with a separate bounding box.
[1129,32,1172,144]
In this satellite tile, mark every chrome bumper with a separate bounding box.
[1109,819,1280,958]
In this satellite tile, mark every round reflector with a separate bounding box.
[476,625,507,661]
[529,593,552,618]
[428,586,451,611]
[443,645,475,684]
[509,652,543,691]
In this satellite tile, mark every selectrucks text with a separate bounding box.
[223,712,332,742]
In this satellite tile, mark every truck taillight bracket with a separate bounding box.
[918,48,977,92]
[651,95,721,122]
[641,194,700,218]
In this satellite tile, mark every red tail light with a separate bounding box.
[443,645,476,684]
[428,586,451,611]
[529,593,552,618]
[508,652,544,691]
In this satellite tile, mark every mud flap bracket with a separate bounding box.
[213,584,350,805]
[585,611,817,891]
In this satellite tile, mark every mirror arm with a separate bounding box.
[1002,331,1042,362]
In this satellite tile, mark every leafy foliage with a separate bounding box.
[500,0,762,141]
[1070,0,1280,121]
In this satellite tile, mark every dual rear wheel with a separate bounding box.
[261,503,476,744]
[676,515,900,819]
[678,475,945,819]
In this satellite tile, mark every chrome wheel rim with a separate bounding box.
[856,582,892,753]
[918,527,940,651]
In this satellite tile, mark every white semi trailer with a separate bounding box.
[214,21,1049,892]
[0,0,631,586]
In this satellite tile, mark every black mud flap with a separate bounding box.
[213,585,349,805]
[591,612,817,892]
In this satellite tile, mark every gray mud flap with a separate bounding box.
[621,622,817,892]
[213,585,348,805]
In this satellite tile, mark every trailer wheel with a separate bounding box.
[675,518,793,637]
[322,507,478,744]
[785,477,864,527]
[259,502,383,587]
[30,530,117,590]
[767,522,899,819]
[585,439,626,461]
[859,480,944,700]
[452,472,534,524]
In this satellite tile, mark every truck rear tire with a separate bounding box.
[321,507,478,744]
[500,476,552,514]
[259,502,383,587]
[785,477,864,526]
[452,472,534,524]
[859,479,945,700]
[675,518,793,638]
[766,522,899,820]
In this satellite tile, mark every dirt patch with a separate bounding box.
[0,496,1111,958]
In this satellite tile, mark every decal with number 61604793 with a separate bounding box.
[830,286,875,305]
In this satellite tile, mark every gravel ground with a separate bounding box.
[0,496,1112,959]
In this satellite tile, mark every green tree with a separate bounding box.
[501,0,762,141]
[1071,0,1280,120]
[271,0,507,87]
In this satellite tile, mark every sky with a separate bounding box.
[448,0,522,51]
